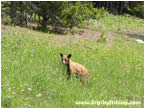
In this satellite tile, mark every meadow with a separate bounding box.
[1,14,144,108]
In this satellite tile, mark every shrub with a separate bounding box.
[60,2,108,32]
[61,2,94,29]
[92,7,108,20]
[127,3,144,18]
[97,31,106,43]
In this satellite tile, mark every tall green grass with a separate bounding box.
[91,14,144,33]
[1,15,144,108]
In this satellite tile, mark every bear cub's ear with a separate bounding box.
[60,53,63,57]
[67,54,72,58]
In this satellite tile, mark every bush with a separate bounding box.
[92,7,108,20]
[2,16,12,25]
[97,31,106,43]
[127,3,144,18]
[61,2,94,29]
[60,2,108,32]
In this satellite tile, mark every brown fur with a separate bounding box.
[60,53,89,85]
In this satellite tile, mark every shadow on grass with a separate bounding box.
[28,26,69,35]
[3,23,69,35]
[116,31,144,41]
[126,33,144,41]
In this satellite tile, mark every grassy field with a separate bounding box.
[1,14,144,108]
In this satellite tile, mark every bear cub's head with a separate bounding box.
[60,53,72,64]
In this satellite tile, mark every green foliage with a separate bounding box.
[7,16,12,25]
[127,2,144,18]
[97,31,106,43]
[2,96,13,108]
[92,8,108,20]
[1,1,109,33]
[61,2,94,29]
[1,1,11,24]
[1,1,11,14]
[2,1,144,35]
[2,16,12,25]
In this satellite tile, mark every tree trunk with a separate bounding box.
[19,1,24,25]
[42,15,47,29]
[10,1,17,24]
[93,1,129,14]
